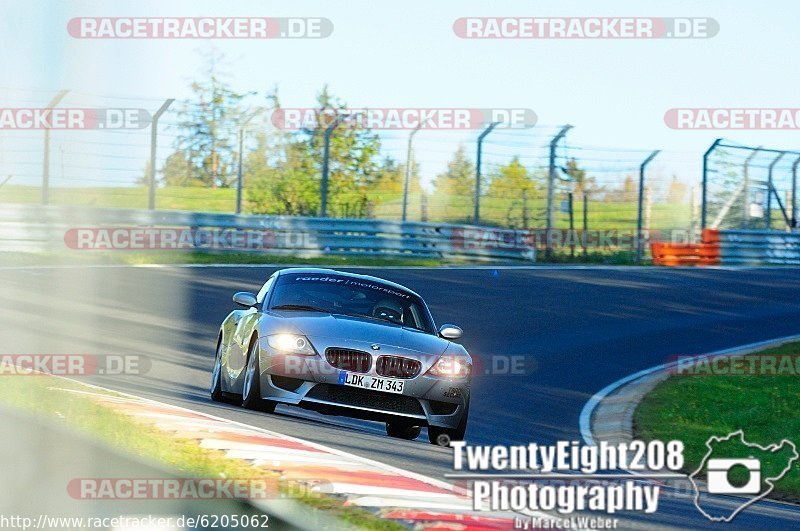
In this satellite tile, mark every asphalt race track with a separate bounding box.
[3,264,800,529]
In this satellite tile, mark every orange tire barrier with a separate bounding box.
[650,229,721,266]
[701,228,720,243]
[651,243,720,258]
[652,256,721,266]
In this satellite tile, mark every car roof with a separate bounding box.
[274,267,423,298]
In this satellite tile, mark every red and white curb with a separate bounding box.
[62,387,543,530]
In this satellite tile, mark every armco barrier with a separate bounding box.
[652,228,800,266]
[718,229,800,266]
[0,204,537,262]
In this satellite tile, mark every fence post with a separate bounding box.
[582,193,588,261]
[635,150,660,263]
[236,126,245,215]
[546,125,572,257]
[766,152,786,229]
[474,121,499,224]
[522,188,529,229]
[41,90,69,205]
[236,110,262,215]
[793,156,800,228]
[568,191,575,258]
[402,125,423,222]
[741,147,762,228]
[148,98,174,210]
[320,116,343,218]
[701,138,723,229]
[690,185,701,242]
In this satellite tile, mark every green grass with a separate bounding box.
[1,185,691,231]
[1,185,236,212]
[0,249,645,267]
[1,184,685,265]
[423,193,690,231]
[634,341,800,499]
[0,250,455,267]
[0,374,403,530]
[540,249,641,265]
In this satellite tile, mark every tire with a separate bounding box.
[242,336,276,413]
[428,402,469,446]
[386,422,421,440]
[210,336,224,402]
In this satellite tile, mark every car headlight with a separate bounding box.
[427,356,471,378]
[266,334,316,355]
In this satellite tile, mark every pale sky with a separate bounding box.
[2,0,799,191]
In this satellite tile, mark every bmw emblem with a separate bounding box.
[371,344,381,351]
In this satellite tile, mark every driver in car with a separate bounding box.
[372,298,404,324]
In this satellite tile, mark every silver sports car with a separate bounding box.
[210,267,472,445]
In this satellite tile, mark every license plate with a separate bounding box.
[338,371,405,394]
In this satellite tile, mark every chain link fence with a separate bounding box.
[703,140,799,231]
[0,89,706,260]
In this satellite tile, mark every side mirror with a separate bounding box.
[233,292,257,308]
[438,324,463,339]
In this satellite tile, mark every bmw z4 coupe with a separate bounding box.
[210,268,472,446]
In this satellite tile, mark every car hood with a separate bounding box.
[271,312,450,357]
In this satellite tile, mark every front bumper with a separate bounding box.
[256,341,470,429]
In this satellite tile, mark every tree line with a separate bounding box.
[146,51,689,224]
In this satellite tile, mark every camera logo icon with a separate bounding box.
[690,430,799,522]
[706,458,761,495]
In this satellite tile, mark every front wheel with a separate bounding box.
[386,422,421,440]
[428,402,469,446]
[242,337,276,413]
[210,337,224,402]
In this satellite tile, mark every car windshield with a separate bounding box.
[269,273,435,334]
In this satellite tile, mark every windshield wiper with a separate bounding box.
[270,304,330,313]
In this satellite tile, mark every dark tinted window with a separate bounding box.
[270,273,435,333]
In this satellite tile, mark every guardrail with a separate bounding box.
[718,229,800,265]
[0,204,537,262]
[651,228,800,266]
